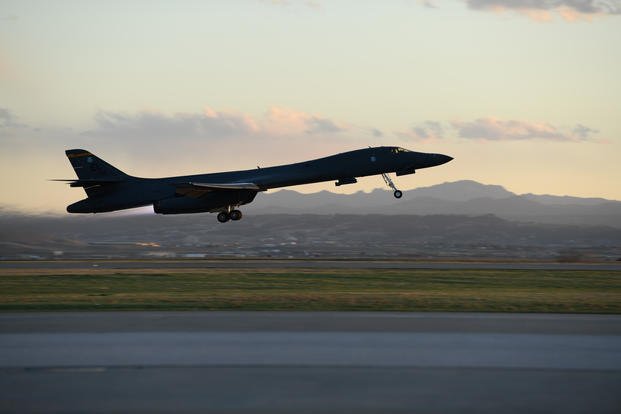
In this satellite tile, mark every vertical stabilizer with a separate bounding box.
[65,149,129,181]
[64,149,129,198]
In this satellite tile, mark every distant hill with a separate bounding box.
[250,180,621,227]
[403,180,515,201]
[1,180,620,228]
[3,179,618,260]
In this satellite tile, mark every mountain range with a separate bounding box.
[1,180,620,260]
[250,180,621,228]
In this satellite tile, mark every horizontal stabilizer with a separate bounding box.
[50,178,125,188]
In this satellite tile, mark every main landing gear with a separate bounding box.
[217,208,243,223]
[382,173,403,199]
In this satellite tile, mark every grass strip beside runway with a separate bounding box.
[1,268,620,313]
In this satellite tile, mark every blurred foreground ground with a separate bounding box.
[1,312,620,414]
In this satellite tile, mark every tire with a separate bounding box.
[229,210,243,221]
[393,190,403,199]
[217,212,230,223]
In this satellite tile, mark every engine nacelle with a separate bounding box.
[153,190,257,215]
[335,177,357,186]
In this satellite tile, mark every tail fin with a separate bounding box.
[64,149,130,198]
[65,149,129,181]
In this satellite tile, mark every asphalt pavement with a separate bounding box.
[1,312,620,413]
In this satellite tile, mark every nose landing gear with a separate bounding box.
[216,207,243,223]
[382,173,403,199]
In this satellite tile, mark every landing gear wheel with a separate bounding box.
[382,173,403,200]
[229,210,243,221]
[217,212,230,223]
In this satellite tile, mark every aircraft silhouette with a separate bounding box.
[57,147,452,222]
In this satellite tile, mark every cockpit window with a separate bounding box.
[391,147,408,154]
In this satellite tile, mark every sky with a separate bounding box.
[1,0,620,213]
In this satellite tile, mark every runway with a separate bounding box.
[1,312,620,413]
[2,259,621,271]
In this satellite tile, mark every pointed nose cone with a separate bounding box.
[434,153,453,166]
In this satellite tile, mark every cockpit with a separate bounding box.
[390,147,409,154]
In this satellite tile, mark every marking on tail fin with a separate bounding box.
[67,151,92,159]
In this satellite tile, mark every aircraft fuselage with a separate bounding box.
[64,146,453,221]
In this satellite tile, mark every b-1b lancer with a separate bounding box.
[58,147,452,223]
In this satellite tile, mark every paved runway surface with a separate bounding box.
[2,259,621,270]
[1,312,620,413]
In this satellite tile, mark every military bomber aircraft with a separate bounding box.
[58,147,453,222]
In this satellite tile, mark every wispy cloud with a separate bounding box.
[0,107,26,130]
[396,121,445,141]
[452,117,598,141]
[263,107,346,136]
[572,123,599,139]
[396,117,599,142]
[2,105,600,145]
[305,117,345,134]
[464,0,621,21]
[424,1,621,21]
[86,109,255,140]
[83,106,346,141]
